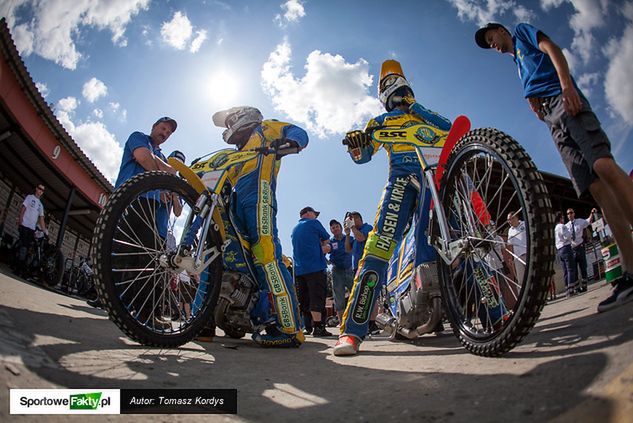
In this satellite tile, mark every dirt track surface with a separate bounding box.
[1,268,632,422]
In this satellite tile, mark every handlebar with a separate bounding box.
[253,140,300,156]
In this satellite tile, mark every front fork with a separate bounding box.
[170,192,224,275]
[423,167,465,266]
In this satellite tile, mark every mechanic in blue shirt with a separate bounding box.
[328,218,353,323]
[292,206,333,337]
[112,116,178,330]
[475,23,633,313]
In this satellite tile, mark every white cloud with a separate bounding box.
[576,72,600,98]
[190,30,208,53]
[4,0,149,70]
[109,102,128,122]
[57,96,79,113]
[514,5,536,22]
[261,40,382,138]
[562,48,579,73]
[274,0,306,27]
[604,23,633,124]
[625,1,633,20]
[160,11,207,53]
[446,0,516,26]
[55,98,122,182]
[93,108,104,119]
[12,23,34,56]
[82,77,108,103]
[35,82,49,98]
[567,0,607,64]
[161,11,193,50]
[540,0,566,11]
[71,122,123,183]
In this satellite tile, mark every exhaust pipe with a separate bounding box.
[397,297,443,339]
[375,313,396,335]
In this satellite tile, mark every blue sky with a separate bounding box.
[2,0,632,252]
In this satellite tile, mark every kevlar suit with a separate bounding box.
[340,104,451,340]
[224,119,308,337]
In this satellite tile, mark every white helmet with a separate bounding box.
[212,106,263,146]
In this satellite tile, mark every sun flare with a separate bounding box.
[207,71,240,107]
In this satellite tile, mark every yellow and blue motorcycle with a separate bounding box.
[91,142,302,347]
[348,116,555,356]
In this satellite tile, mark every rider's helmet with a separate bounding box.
[212,106,263,149]
[378,59,415,112]
[168,150,186,163]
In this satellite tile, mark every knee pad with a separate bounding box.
[251,236,275,264]
[364,231,397,261]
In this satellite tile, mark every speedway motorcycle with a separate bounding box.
[93,116,554,356]
[346,116,554,356]
[92,142,301,347]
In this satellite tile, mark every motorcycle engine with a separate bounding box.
[214,271,259,338]
[397,283,431,330]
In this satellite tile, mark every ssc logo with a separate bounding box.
[414,127,442,145]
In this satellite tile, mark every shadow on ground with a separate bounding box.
[2,279,632,422]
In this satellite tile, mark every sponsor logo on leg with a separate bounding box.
[351,271,379,324]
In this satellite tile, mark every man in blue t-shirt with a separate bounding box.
[112,116,178,330]
[328,219,353,323]
[343,211,373,273]
[475,23,633,313]
[291,206,333,337]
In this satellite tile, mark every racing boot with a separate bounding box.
[312,322,333,337]
[252,326,304,348]
[332,335,360,356]
[195,324,216,342]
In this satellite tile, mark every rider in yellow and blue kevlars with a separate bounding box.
[333,60,452,356]
[212,106,308,347]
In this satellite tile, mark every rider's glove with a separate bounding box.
[344,130,371,149]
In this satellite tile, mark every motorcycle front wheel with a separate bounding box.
[438,128,554,357]
[92,171,223,347]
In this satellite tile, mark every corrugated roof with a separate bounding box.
[0,18,113,193]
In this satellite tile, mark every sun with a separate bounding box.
[207,70,240,107]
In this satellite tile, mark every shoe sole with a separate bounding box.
[333,345,358,356]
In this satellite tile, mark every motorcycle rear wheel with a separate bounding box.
[92,171,223,347]
[438,128,554,357]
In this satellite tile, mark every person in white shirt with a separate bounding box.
[15,184,47,277]
[555,211,576,297]
[565,208,596,293]
[506,211,527,287]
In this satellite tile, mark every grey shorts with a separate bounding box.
[540,94,613,196]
